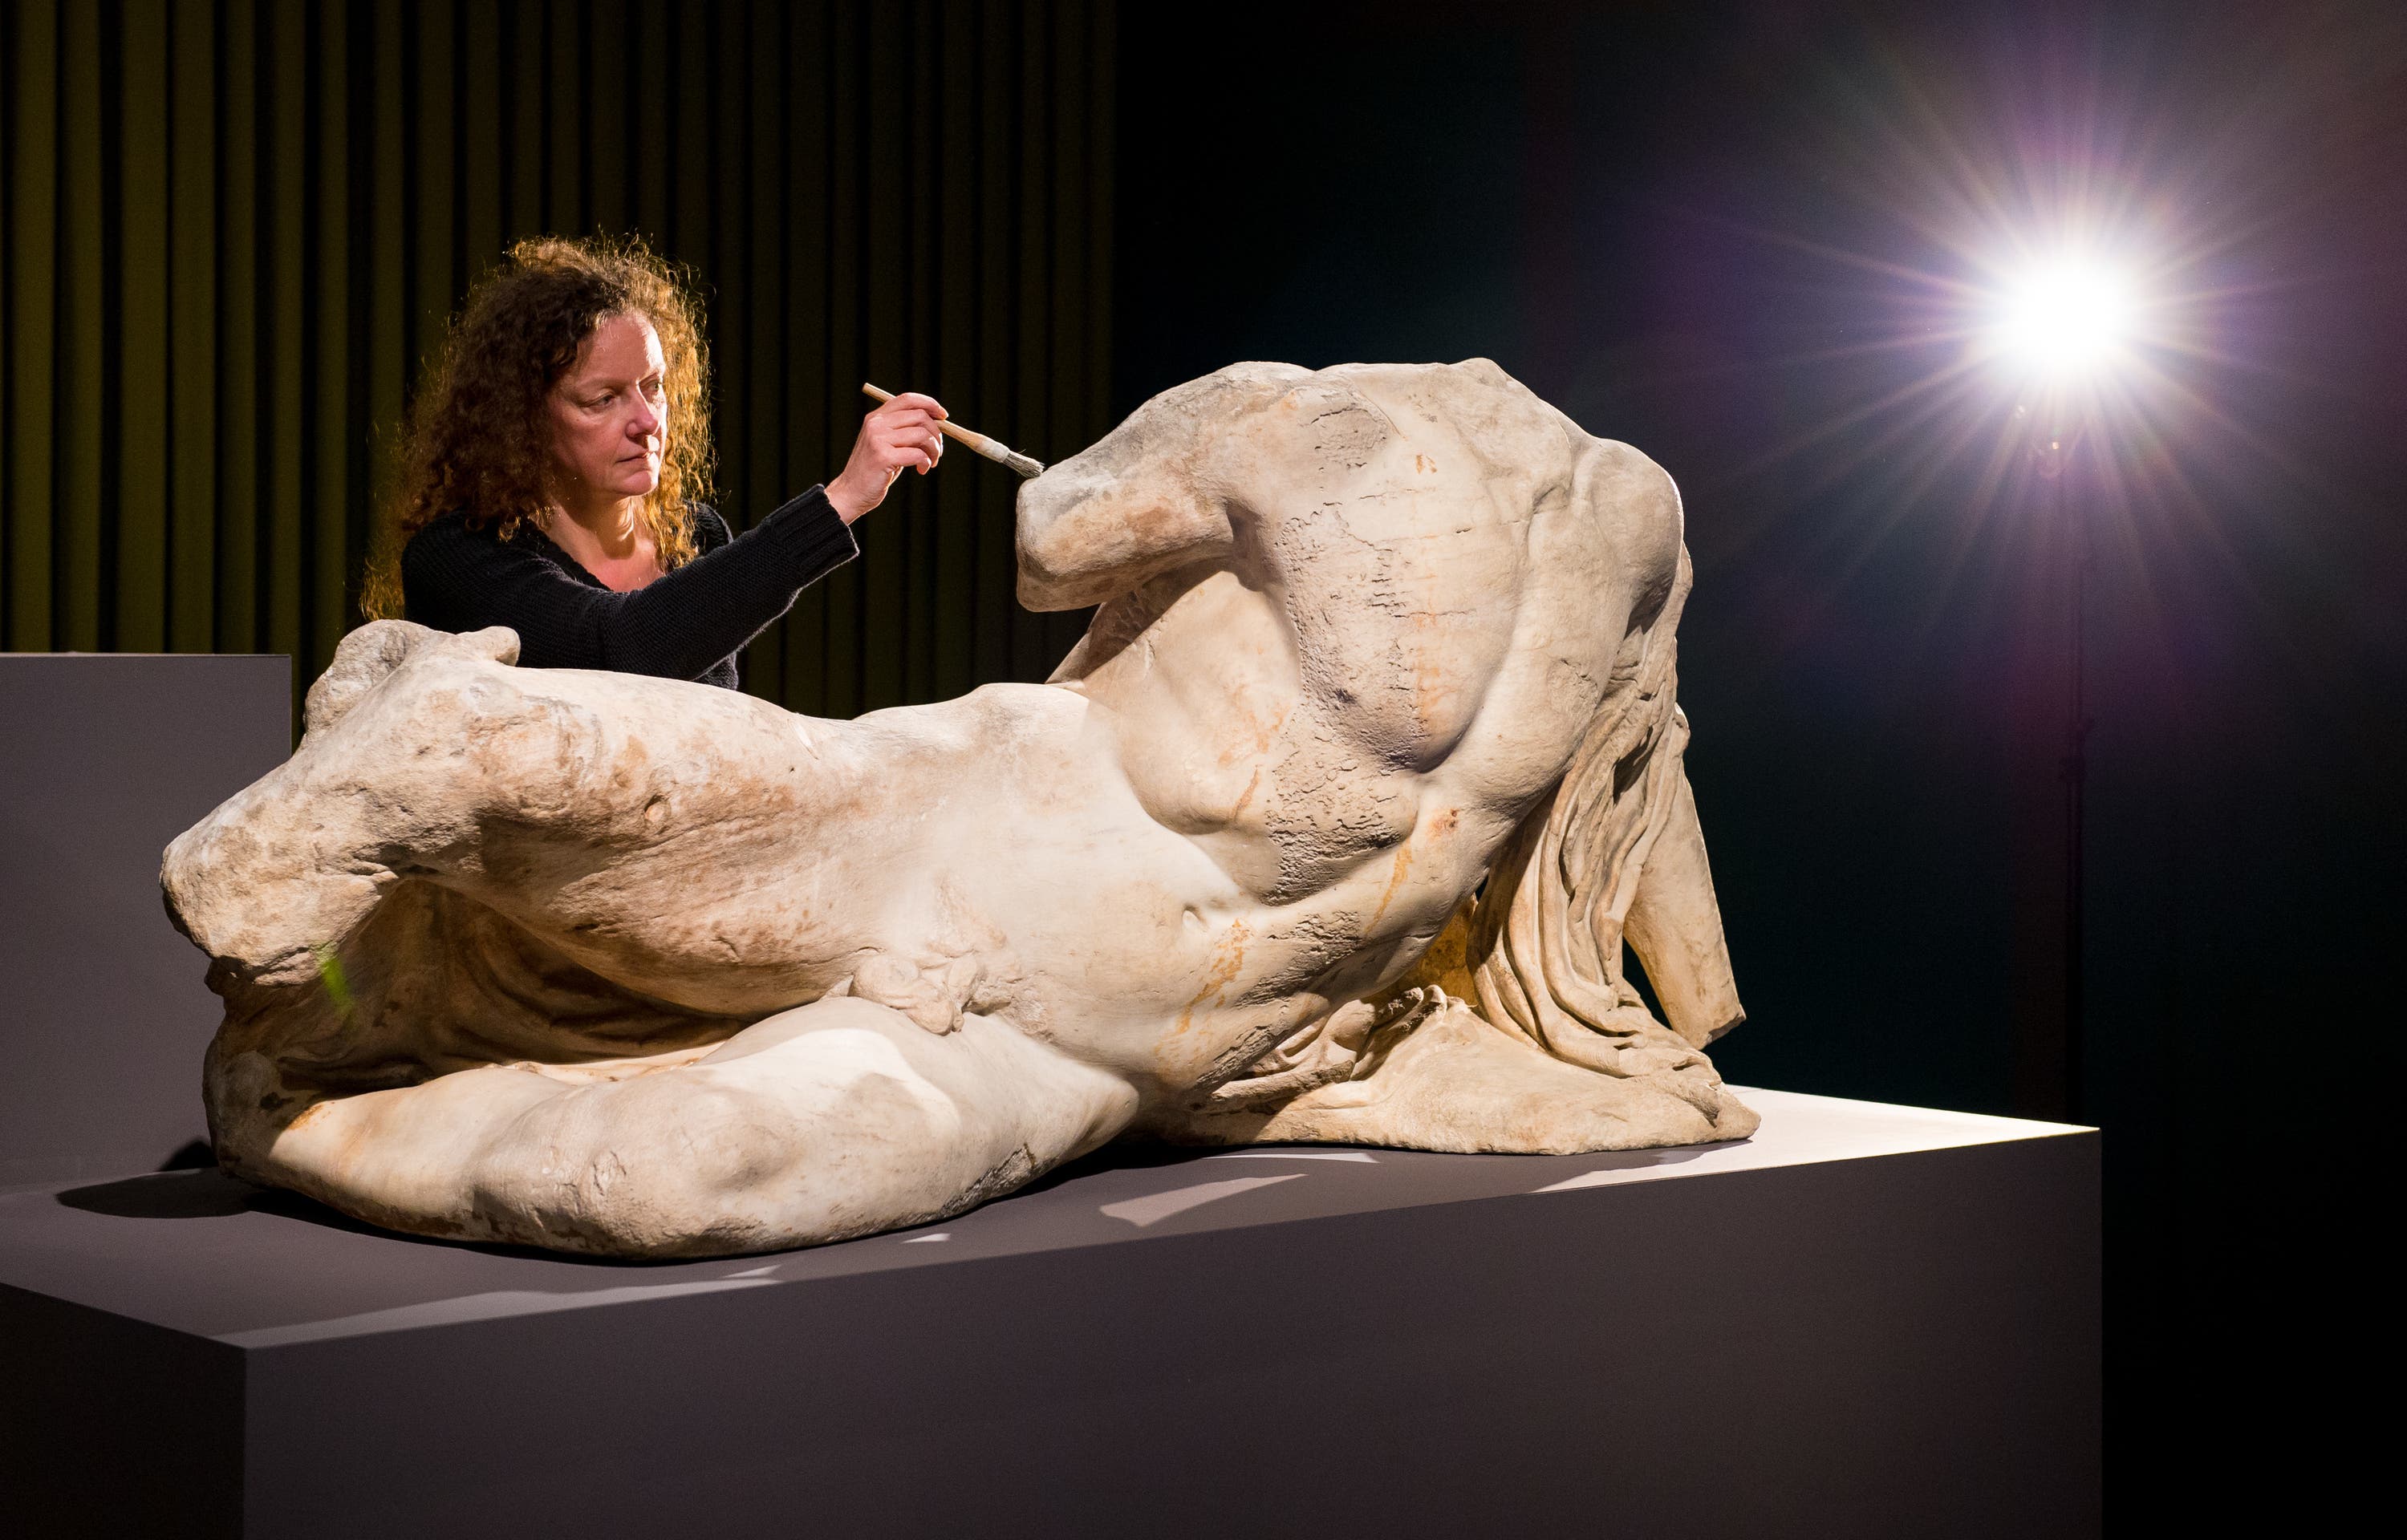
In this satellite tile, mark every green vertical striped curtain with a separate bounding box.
[1,0,1114,718]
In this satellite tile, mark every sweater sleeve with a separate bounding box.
[402,488,858,682]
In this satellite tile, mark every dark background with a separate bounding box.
[1114,0,2404,1478]
[6,0,2402,1503]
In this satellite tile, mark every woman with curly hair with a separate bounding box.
[364,234,945,687]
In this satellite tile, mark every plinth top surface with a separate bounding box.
[0,1089,2084,1348]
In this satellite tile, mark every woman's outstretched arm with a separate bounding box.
[402,491,856,681]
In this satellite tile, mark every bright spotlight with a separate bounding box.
[1990,259,2137,378]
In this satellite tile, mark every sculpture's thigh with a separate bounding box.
[171,645,816,999]
[257,999,1140,1257]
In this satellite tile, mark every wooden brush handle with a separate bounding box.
[860,383,998,457]
[860,383,1044,478]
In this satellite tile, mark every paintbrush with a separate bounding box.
[860,383,1046,479]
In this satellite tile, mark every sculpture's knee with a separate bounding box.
[304,621,519,737]
[330,645,612,834]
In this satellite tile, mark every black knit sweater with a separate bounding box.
[400,488,858,689]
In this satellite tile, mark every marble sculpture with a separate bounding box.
[163,360,1758,1258]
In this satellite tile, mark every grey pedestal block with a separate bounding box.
[0,654,290,1187]
[1,1092,2099,1539]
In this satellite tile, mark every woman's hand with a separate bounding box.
[824,392,948,524]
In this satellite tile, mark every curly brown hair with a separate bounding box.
[360,234,715,619]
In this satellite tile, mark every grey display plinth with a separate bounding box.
[1,1092,2098,1539]
[0,653,290,1188]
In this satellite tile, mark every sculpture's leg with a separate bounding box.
[225,999,1139,1257]
[1622,769,1746,1049]
[167,622,853,1013]
[1149,999,1757,1154]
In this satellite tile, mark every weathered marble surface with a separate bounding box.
[163,359,1757,1258]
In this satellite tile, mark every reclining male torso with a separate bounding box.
[1019,361,1686,1091]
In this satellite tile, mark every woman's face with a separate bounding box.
[547,312,669,510]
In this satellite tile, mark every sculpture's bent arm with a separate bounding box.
[1014,365,1320,611]
[1016,451,1232,611]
